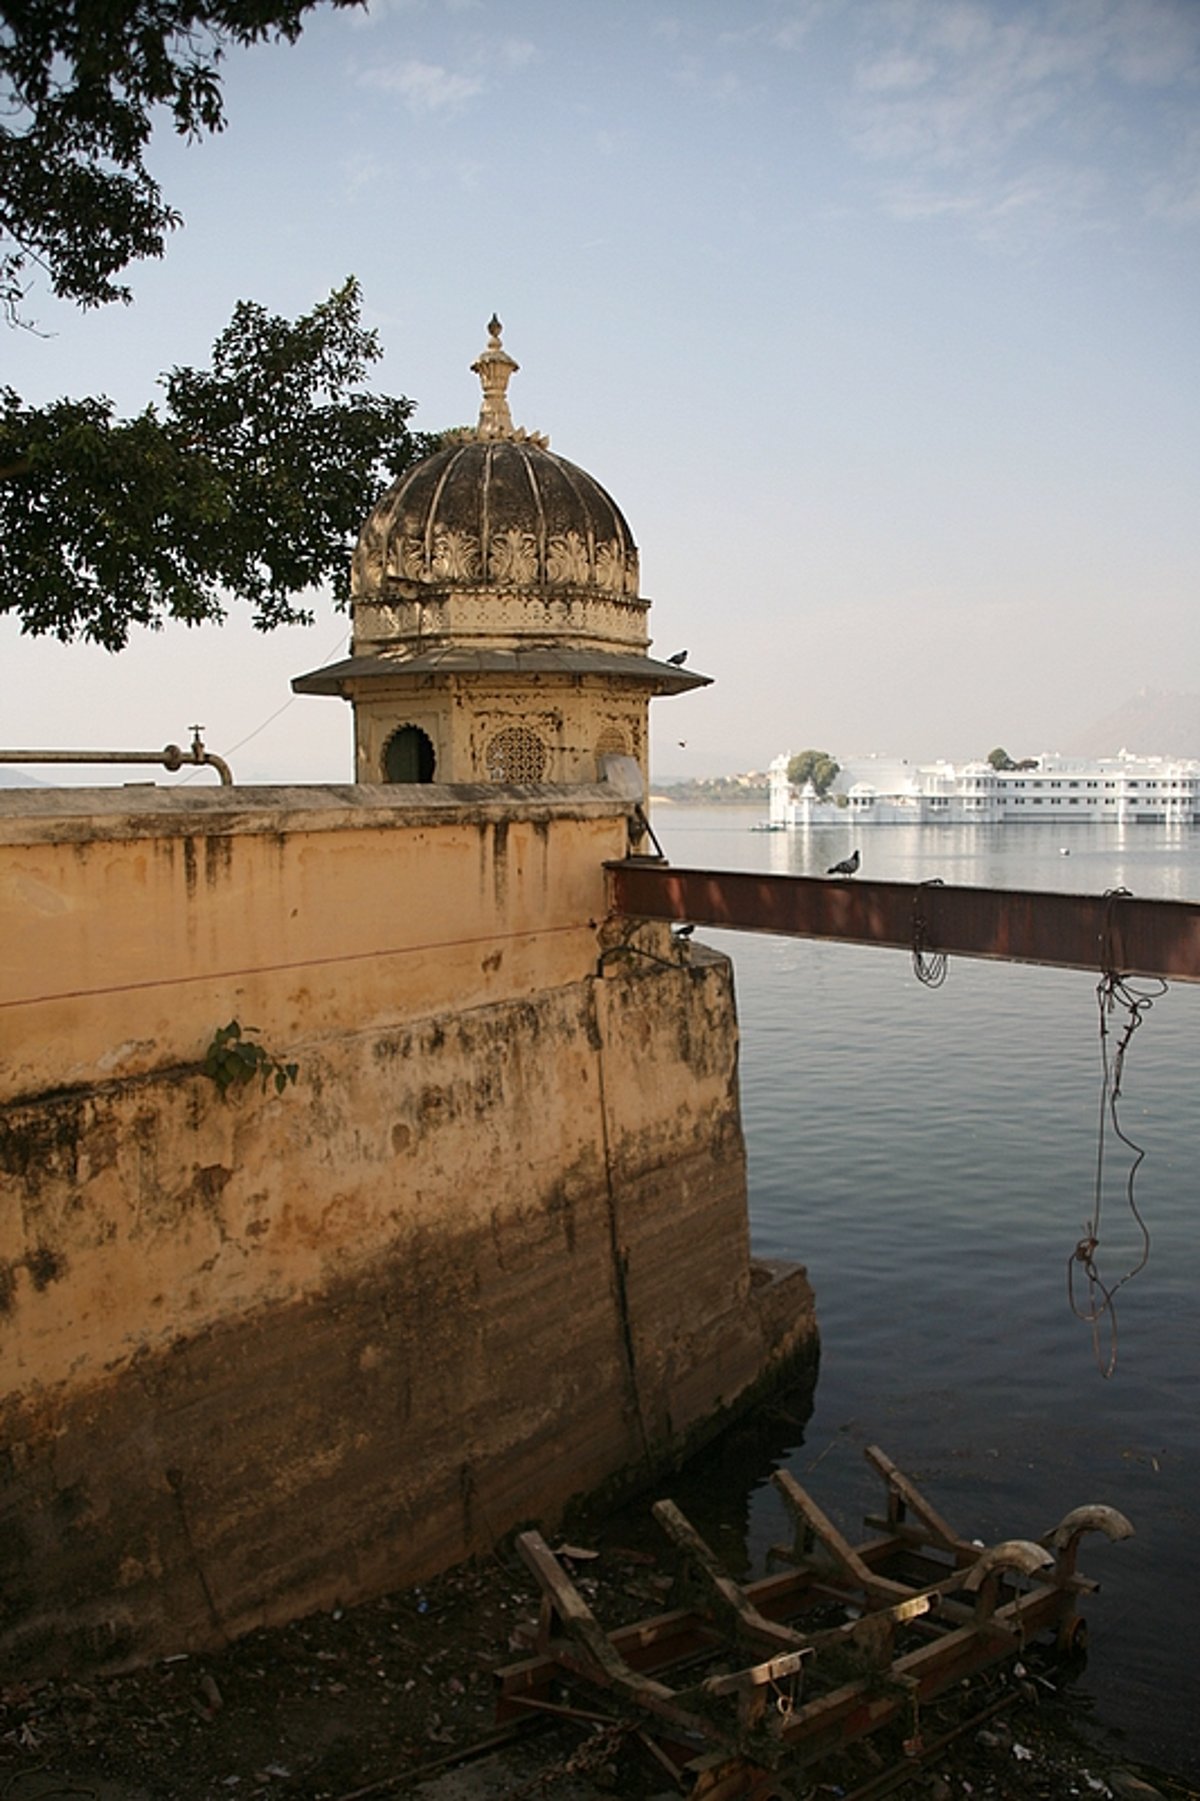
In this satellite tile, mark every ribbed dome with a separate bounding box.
[353,437,639,600]
[352,317,640,605]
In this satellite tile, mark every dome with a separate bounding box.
[352,317,640,607]
[352,436,639,601]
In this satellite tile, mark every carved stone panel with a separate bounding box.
[430,530,481,583]
[545,531,591,586]
[488,529,539,586]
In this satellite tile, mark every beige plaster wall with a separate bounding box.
[0,784,815,1674]
[1,784,618,1101]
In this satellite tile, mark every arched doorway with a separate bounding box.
[383,725,436,783]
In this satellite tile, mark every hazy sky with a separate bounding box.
[4,0,1199,782]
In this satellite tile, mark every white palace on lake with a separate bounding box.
[768,750,1200,829]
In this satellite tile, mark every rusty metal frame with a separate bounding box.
[494,1447,1131,1798]
[605,862,1200,982]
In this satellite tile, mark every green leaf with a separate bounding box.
[202,1018,299,1101]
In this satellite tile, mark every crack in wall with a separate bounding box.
[165,1466,227,1643]
[587,979,652,1471]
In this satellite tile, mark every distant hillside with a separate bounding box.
[651,775,768,805]
[1063,689,1200,759]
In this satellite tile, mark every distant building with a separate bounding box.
[768,750,1200,827]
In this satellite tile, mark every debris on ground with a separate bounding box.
[1,1439,1194,1801]
[1,1542,1194,1801]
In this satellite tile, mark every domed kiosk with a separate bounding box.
[293,318,708,785]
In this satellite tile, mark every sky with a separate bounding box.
[3,0,1199,783]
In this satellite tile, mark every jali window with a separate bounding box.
[485,726,548,783]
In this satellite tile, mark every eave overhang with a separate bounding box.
[292,646,711,698]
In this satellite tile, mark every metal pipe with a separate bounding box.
[606,862,1200,984]
[0,727,233,785]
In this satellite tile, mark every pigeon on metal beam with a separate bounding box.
[666,650,688,666]
[827,849,861,876]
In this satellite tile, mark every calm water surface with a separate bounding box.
[651,809,1200,1775]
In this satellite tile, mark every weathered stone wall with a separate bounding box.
[0,783,815,1674]
[351,675,647,787]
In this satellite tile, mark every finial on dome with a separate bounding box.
[472,316,519,440]
[460,317,550,449]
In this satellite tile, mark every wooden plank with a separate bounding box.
[864,1445,973,1554]
[698,1649,811,1700]
[516,1530,674,1701]
[513,1530,725,1746]
[653,1497,813,1657]
[772,1470,891,1595]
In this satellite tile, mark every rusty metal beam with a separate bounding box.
[606,863,1200,983]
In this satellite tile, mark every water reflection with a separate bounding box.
[579,1368,820,1583]
[669,817,1200,903]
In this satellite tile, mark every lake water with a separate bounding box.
[650,808,1200,1776]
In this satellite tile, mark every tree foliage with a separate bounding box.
[1,8,429,651]
[787,748,840,796]
[986,748,1040,771]
[1,0,359,318]
[0,278,432,648]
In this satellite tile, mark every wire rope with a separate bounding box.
[1068,888,1163,1378]
[911,879,948,988]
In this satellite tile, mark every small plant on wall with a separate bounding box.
[202,1021,299,1098]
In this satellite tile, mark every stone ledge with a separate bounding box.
[0,781,632,845]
